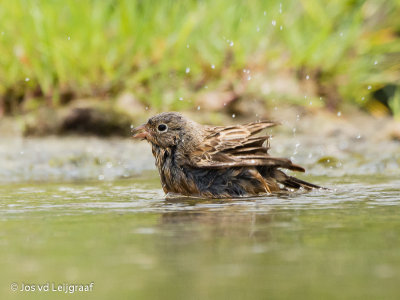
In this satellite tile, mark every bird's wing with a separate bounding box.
[188,121,305,172]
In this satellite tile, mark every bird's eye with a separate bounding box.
[157,124,168,132]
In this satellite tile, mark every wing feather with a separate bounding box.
[188,120,304,173]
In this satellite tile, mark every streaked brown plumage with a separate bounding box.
[132,112,320,198]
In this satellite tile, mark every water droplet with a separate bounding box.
[186,44,190,48]
[145,106,149,110]
[356,134,361,139]
[274,106,278,111]
[247,76,252,81]
[106,162,113,168]
[280,25,283,31]
[1,32,4,35]
[306,75,310,80]
[229,41,234,47]
[98,174,105,180]
[308,153,313,159]
[130,124,134,129]
[295,143,300,148]
[264,11,267,16]
[67,36,70,40]
[179,97,183,101]
[20,151,24,155]
[204,85,208,89]
[256,26,260,32]
[232,114,236,118]
[367,85,371,90]
[309,101,312,105]
[339,32,343,37]
[361,97,365,101]
[296,114,300,121]
[279,3,282,13]
[337,111,342,117]
[271,20,276,26]
[304,95,307,99]
[374,60,378,65]
[197,106,201,110]
[25,77,30,82]
[223,102,227,106]
[185,67,190,74]
[292,128,297,133]
[211,64,215,69]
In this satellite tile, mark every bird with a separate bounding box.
[132,112,321,198]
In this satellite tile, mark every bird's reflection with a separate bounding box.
[154,192,302,244]
[158,206,273,241]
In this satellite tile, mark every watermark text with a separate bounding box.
[10,282,94,294]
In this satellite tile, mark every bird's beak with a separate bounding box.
[132,124,149,140]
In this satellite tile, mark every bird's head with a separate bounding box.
[132,112,200,148]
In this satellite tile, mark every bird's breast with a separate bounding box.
[151,145,198,195]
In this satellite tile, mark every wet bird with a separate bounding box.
[132,112,320,198]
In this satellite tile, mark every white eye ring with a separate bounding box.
[157,123,168,133]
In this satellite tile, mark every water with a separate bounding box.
[0,136,400,299]
[1,176,400,299]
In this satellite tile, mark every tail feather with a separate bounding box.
[267,168,323,191]
[282,176,322,190]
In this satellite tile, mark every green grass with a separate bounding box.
[0,0,399,116]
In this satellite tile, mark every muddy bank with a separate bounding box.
[2,96,400,140]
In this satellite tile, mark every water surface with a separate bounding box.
[1,174,400,299]
[1,136,399,299]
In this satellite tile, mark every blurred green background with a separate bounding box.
[0,0,399,132]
